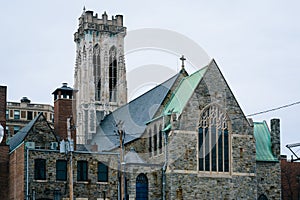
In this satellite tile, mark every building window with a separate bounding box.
[93,44,101,101]
[13,126,20,134]
[98,162,108,182]
[77,161,88,181]
[34,159,46,180]
[10,110,13,118]
[198,104,230,172]
[14,110,20,119]
[56,160,67,181]
[159,125,163,154]
[21,111,26,119]
[109,46,117,102]
[153,125,157,155]
[148,130,152,156]
[27,111,33,120]
[6,110,8,119]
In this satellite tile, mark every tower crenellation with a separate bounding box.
[74,10,127,144]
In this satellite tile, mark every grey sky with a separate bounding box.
[1,0,300,157]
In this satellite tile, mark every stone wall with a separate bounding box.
[28,150,119,200]
[256,161,281,199]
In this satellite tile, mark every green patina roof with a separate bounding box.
[163,66,208,115]
[254,121,278,162]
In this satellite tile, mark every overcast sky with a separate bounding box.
[1,0,300,157]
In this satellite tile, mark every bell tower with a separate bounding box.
[74,9,127,144]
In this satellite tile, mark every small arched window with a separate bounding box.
[109,46,117,102]
[198,104,230,172]
[93,44,101,101]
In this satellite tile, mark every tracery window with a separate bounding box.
[198,104,230,172]
[109,46,117,102]
[93,44,101,101]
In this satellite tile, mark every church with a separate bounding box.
[2,9,281,200]
[73,9,281,199]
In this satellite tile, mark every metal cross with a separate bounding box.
[180,55,186,69]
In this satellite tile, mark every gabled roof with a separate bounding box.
[8,113,43,151]
[254,121,278,162]
[163,66,208,115]
[92,73,181,151]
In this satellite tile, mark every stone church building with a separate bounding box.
[72,9,281,199]
[0,9,281,200]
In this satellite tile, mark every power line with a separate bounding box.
[246,101,300,117]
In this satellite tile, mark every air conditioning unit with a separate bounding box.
[50,142,58,150]
[26,142,35,149]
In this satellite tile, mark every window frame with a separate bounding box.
[198,104,231,173]
[97,162,108,182]
[56,160,67,181]
[77,160,88,181]
[34,159,46,180]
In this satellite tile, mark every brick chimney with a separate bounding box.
[0,85,9,200]
[0,86,7,145]
[52,83,76,147]
[270,118,280,159]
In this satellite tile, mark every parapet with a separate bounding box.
[74,10,126,42]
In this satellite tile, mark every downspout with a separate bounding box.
[162,130,168,200]
[26,146,29,200]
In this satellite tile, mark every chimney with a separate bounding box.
[0,86,7,145]
[270,118,280,159]
[52,83,76,148]
[0,86,9,199]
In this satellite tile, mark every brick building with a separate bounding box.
[281,155,300,199]
[6,96,54,138]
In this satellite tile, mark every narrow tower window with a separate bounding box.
[109,46,117,102]
[93,45,101,101]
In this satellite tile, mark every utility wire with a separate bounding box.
[246,101,300,117]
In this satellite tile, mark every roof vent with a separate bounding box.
[62,83,68,87]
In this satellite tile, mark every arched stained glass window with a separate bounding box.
[198,104,230,172]
[109,46,117,102]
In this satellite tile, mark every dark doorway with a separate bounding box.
[136,173,148,200]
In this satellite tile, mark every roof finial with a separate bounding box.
[83,6,86,12]
[180,55,186,69]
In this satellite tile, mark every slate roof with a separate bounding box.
[125,147,146,164]
[8,113,43,151]
[254,121,278,162]
[92,73,180,151]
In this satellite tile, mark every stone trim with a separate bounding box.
[232,172,255,177]
[173,130,197,134]
[232,134,253,139]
